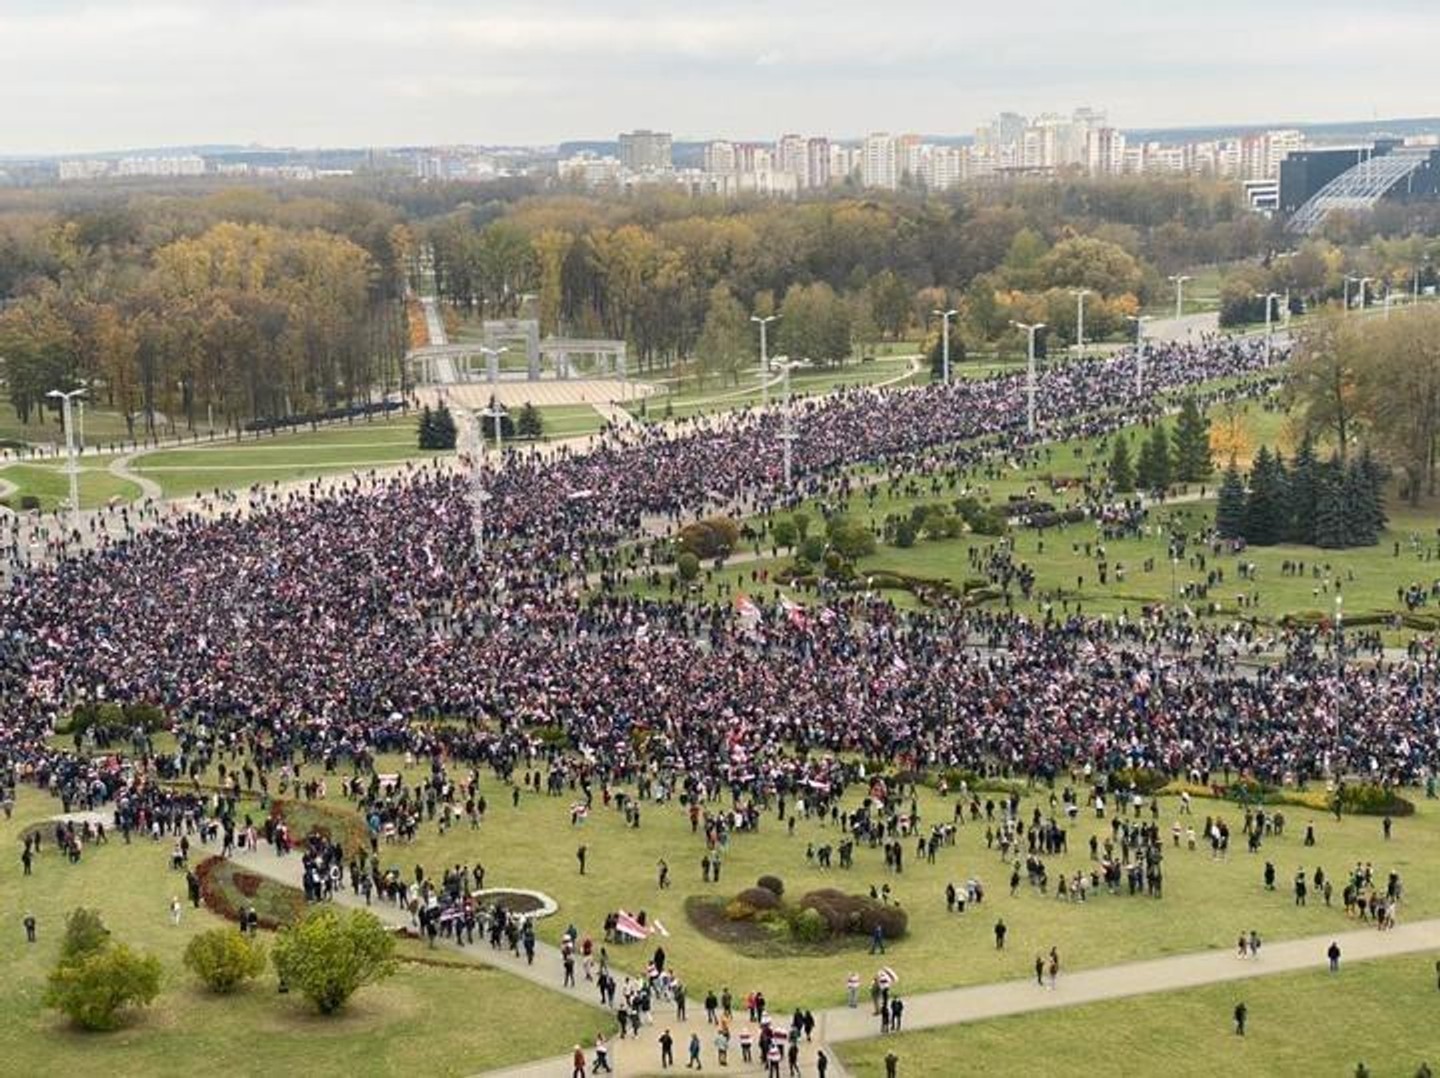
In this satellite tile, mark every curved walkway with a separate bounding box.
[109,450,162,501]
[224,840,1440,1078]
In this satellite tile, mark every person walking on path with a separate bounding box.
[659,1029,675,1069]
[1234,1001,1248,1036]
[571,1045,586,1078]
[592,1034,612,1074]
[1328,941,1342,972]
[846,971,860,1007]
[687,1031,702,1070]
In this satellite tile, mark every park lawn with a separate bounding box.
[631,356,919,422]
[138,462,444,500]
[0,461,142,510]
[538,405,606,438]
[209,751,1440,1015]
[837,952,1440,1078]
[136,444,444,470]
[0,391,136,448]
[0,787,600,1078]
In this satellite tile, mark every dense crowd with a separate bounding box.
[6,331,1434,824]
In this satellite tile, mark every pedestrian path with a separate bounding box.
[817,916,1440,1043]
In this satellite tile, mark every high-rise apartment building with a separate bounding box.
[618,130,672,173]
[862,133,898,190]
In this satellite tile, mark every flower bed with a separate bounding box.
[195,856,307,930]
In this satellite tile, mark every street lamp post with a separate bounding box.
[1168,274,1192,321]
[46,387,87,527]
[1127,315,1152,397]
[1069,288,1090,360]
[481,403,508,451]
[751,315,778,408]
[931,307,958,385]
[478,345,508,385]
[772,357,812,489]
[1012,322,1046,435]
[1253,291,1281,361]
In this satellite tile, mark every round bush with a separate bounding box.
[790,907,830,943]
[734,886,781,912]
[756,875,785,897]
[856,904,909,940]
[184,928,267,993]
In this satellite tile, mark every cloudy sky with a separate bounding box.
[3,0,1438,154]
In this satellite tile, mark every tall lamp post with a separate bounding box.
[1168,274,1192,321]
[1253,291,1282,362]
[481,402,508,451]
[931,307,958,385]
[1344,275,1373,314]
[1127,314,1152,396]
[751,314,778,408]
[772,356,812,490]
[47,387,87,527]
[1069,288,1090,361]
[1012,322,1046,435]
[478,345,507,384]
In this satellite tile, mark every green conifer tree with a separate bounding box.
[1137,423,1171,492]
[1313,456,1348,548]
[1215,460,1247,540]
[1107,437,1135,493]
[1171,397,1212,483]
[1285,432,1320,545]
[1242,446,1288,545]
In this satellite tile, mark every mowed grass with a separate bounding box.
[0,788,600,1078]
[184,750,1440,1015]
[0,461,141,510]
[838,952,1440,1077]
[632,356,921,422]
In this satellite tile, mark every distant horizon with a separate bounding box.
[6,114,1440,163]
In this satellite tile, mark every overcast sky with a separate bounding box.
[4,0,1438,155]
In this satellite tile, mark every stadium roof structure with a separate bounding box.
[1287,147,1434,235]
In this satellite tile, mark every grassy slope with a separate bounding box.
[0,787,598,1078]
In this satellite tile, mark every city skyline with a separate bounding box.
[5,0,1440,156]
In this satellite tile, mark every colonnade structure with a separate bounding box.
[408,318,629,387]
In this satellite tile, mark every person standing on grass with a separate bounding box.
[169,895,182,926]
[1328,941,1342,972]
[885,1050,899,1078]
[1234,1001,1247,1036]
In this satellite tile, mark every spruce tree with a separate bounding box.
[1171,397,1212,483]
[1313,456,1348,548]
[431,404,458,450]
[1285,433,1319,545]
[1215,460,1247,539]
[417,405,435,449]
[1137,423,1171,492]
[1107,436,1135,493]
[1358,447,1388,540]
[516,402,544,440]
[1242,447,1287,545]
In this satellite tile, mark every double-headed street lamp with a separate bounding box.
[481,402,509,451]
[931,307,958,385]
[771,356,812,489]
[1127,314,1152,396]
[47,387,87,526]
[1168,274,1192,321]
[751,314,778,408]
[1069,288,1090,360]
[478,345,507,384]
[1011,322,1045,435]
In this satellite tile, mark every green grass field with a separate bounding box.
[0,787,601,1078]
[838,953,1440,1077]
[0,460,141,510]
[124,748,1434,1017]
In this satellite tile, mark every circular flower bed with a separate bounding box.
[195,856,307,930]
[472,888,557,919]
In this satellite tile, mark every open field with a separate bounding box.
[838,952,1440,1077]
[108,745,1438,1020]
[1,788,601,1078]
[0,459,141,510]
